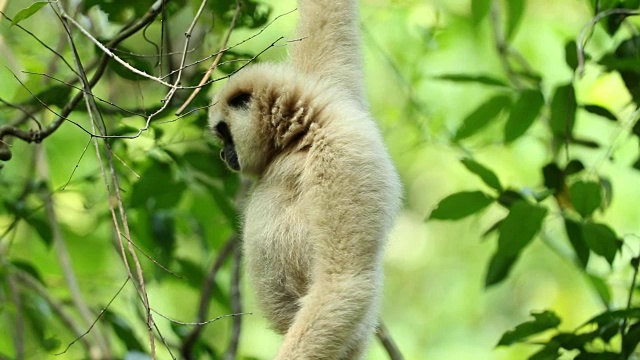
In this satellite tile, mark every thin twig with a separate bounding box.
[55,278,130,356]
[376,321,404,360]
[576,8,640,76]
[36,144,110,358]
[176,0,242,115]
[14,271,93,352]
[224,243,243,360]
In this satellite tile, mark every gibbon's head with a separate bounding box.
[209,63,319,177]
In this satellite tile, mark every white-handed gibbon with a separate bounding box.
[208,0,402,359]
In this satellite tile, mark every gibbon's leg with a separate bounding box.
[290,0,365,105]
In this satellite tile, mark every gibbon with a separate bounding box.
[208,0,401,359]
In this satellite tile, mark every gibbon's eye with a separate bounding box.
[215,122,234,144]
[228,92,252,108]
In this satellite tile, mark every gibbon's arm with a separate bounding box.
[274,183,381,360]
[290,0,365,105]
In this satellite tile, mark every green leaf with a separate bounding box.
[549,84,576,138]
[461,158,503,192]
[24,216,52,248]
[599,177,613,209]
[569,180,602,218]
[497,310,561,346]
[622,321,640,356]
[485,252,518,287]
[583,105,617,121]
[564,219,590,268]
[528,341,561,360]
[497,201,548,257]
[581,222,621,265]
[104,310,145,352]
[175,258,205,289]
[130,161,186,210]
[505,0,526,41]
[455,95,511,141]
[504,89,544,143]
[542,163,564,193]
[471,0,491,24]
[11,260,46,286]
[486,201,547,286]
[565,159,585,176]
[150,211,176,268]
[429,191,494,220]
[434,74,508,87]
[497,189,524,209]
[10,2,49,27]
[565,41,580,70]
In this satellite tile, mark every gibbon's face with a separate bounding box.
[209,63,305,177]
[209,64,286,177]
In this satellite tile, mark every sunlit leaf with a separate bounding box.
[429,191,494,220]
[549,84,577,138]
[497,310,561,346]
[504,89,544,143]
[455,95,511,141]
[461,158,503,192]
[10,2,49,27]
[581,222,621,265]
[564,218,590,268]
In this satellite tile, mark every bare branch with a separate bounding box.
[181,236,238,359]
[376,321,404,360]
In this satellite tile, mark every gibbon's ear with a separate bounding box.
[214,121,241,171]
[228,91,252,108]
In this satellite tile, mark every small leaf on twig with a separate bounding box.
[429,191,494,220]
[11,2,49,27]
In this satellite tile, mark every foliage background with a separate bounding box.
[1,0,640,359]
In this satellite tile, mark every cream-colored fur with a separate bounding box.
[208,1,401,359]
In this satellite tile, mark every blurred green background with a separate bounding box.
[1,0,640,359]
